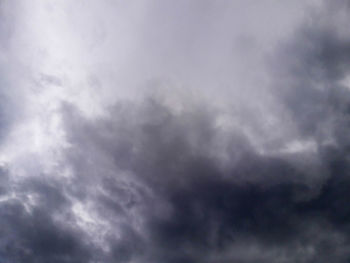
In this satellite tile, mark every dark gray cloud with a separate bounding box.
[1,0,350,262]
[58,93,350,262]
[0,169,92,263]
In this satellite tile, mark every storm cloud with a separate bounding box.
[1,0,350,262]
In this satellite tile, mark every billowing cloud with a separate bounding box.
[1,0,350,262]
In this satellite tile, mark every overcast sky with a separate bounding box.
[1,0,350,262]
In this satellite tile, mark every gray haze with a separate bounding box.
[1,0,350,262]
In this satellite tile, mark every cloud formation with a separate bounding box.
[1,0,350,262]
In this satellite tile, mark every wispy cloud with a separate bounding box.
[1,1,350,262]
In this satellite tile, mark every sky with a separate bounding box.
[1,0,350,262]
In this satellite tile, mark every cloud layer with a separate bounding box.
[1,0,350,262]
